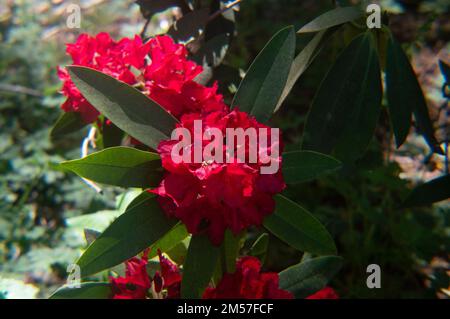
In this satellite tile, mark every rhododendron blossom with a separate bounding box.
[203,256,293,299]
[306,287,339,299]
[153,109,285,245]
[110,250,181,299]
[110,251,151,299]
[58,33,226,123]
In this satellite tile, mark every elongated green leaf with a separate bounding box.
[249,233,269,264]
[147,223,189,260]
[403,175,450,207]
[385,36,414,147]
[275,30,327,112]
[413,99,444,155]
[264,195,336,255]
[168,8,209,42]
[384,37,443,154]
[67,66,178,149]
[50,282,111,299]
[231,26,295,122]
[302,32,382,162]
[77,192,177,277]
[279,256,343,298]
[298,6,363,34]
[60,147,162,188]
[50,111,87,138]
[221,230,243,274]
[181,235,220,298]
[282,151,341,184]
[101,120,124,148]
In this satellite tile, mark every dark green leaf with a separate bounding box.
[264,195,336,255]
[168,8,209,42]
[50,112,87,138]
[77,192,177,277]
[181,235,220,298]
[302,32,382,162]
[385,35,414,147]
[136,0,190,19]
[282,150,341,184]
[192,34,230,68]
[60,147,162,188]
[279,256,343,298]
[403,175,450,207]
[67,66,178,149]
[231,26,296,122]
[275,30,327,112]
[298,6,363,34]
[249,233,269,264]
[49,282,111,299]
[221,230,243,274]
[101,120,124,148]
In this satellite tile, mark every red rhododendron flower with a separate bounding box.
[202,256,293,299]
[110,250,182,299]
[153,250,182,298]
[58,33,150,123]
[152,109,285,245]
[110,251,151,299]
[58,33,226,123]
[306,287,339,299]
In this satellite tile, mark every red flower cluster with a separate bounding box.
[110,250,181,299]
[153,109,285,245]
[110,252,151,299]
[306,287,339,299]
[58,34,226,123]
[203,256,293,299]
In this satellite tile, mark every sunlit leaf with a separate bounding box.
[68,66,178,149]
[60,147,162,188]
[298,6,363,34]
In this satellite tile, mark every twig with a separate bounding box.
[208,0,242,23]
[140,18,151,38]
[0,83,43,97]
[80,126,103,194]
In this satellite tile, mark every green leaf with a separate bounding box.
[49,282,112,299]
[50,112,87,138]
[147,223,190,260]
[384,37,443,154]
[231,26,296,122]
[385,35,414,147]
[181,235,220,299]
[279,256,343,298]
[264,195,336,255]
[60,147,162,188]
[101,120,124,148]
[221,230,243,274]
[403,175,450,207]
[168,8,209,42]
[302,32,382,162]
[77,192,177,277]
[298,6,363,34]
[249,233,269,264]
[67,66,178,149]
[275,30,327,112]
[282,151,341,184]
